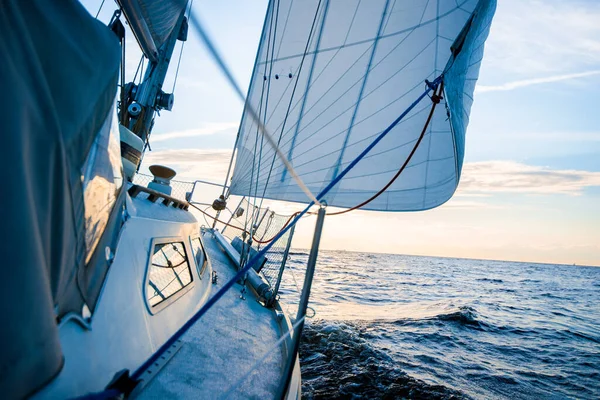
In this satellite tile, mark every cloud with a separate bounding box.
[150,122,238,143]
[459,161,600,195]
[484,0,600,77]
[476,70,600,93]
[441,200,504,210]
[141,149,232,182]
[139,153,600,199]
[173,76,208,90]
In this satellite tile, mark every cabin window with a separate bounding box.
[146,241,193,307]
[191,237,208,277]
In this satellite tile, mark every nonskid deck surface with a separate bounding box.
[138,231,285,399]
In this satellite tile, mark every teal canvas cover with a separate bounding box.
[0,0,120,397]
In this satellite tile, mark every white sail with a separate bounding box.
[230,0,495,211]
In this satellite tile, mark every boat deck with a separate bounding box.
[138,229,286,399]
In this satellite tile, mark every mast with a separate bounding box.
[117,1,189,158]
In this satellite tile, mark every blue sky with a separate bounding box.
[86,0,600,266]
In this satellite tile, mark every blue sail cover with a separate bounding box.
[230,0,496,211]
[118,0,187,60]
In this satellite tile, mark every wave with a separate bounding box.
[381,305,489,330]
[300,321,467,399]
[519,278,541,283]
[289,251,310,256]
[311,302,494,332]
[540,292,568,300]
[475,278,503,283]
[565,329,600,344]
[435,306,481,326]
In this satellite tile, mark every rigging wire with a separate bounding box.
[171,0,195,93]
[247,0,278,240]
[121,29,126,91]
[249,12,280,248]
[253,0,324,208]
[171,42,185,93]
[132,55,145,85]
[275,0,329,184]
[118,25,127,126]
[188,10,322,206]
[201,205,213,227]
[218,0,277,200]
[95,0,106,18]
[274,0,292,59]
[139,57,144,84]
[253,0,281,221]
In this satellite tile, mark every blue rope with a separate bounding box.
[316,76,442,201]
[86,76,441,398]
[129,74,442,384]
[131,206,313,382]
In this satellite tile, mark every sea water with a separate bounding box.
[278,251,600,399]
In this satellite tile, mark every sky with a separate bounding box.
[86,0,600,266]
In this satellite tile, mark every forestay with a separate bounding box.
[230,0,495,211]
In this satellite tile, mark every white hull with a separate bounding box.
[34,189,301,399]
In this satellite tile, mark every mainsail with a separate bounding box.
[230,0,496,211]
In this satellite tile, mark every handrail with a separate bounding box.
[188,179,228,204]
[128,184,189,210]
[190,178,229,189]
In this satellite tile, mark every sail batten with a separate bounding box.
[231,0,496,212]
